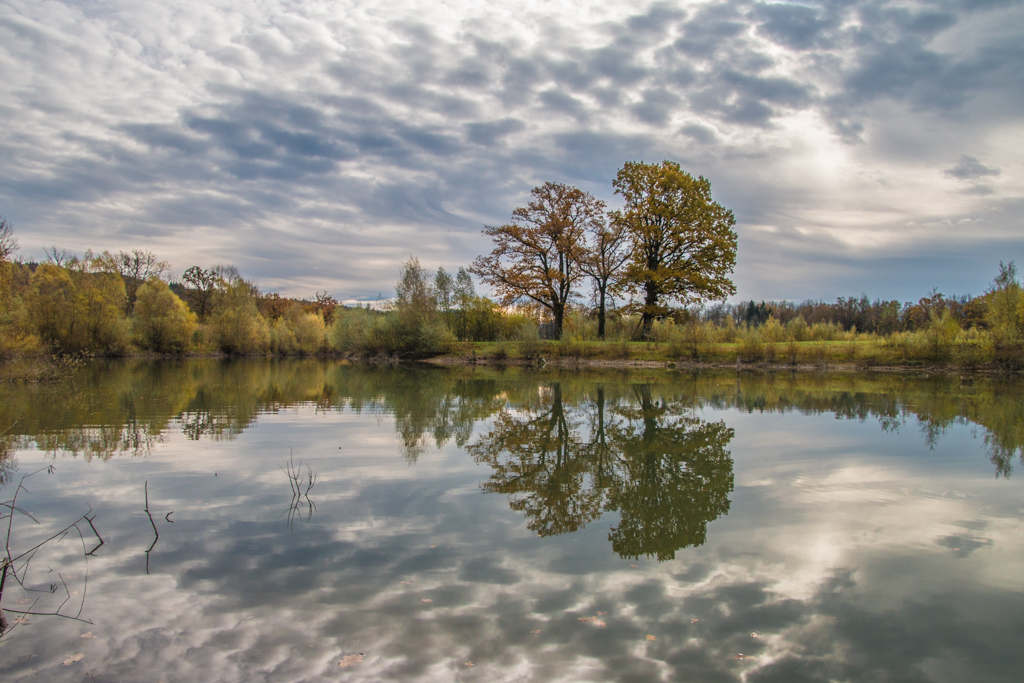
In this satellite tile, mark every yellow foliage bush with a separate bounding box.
[209,280,270,354]
[30,264,130,354]
[133,278,197,353]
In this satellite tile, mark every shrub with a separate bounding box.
[738,330,765,361]
[271,309,326,355]
[786,315,810,341]
[667,322,712,360]
[329,307,450,358]
[133,278,197,353]
[760,316,788,343]
[30,264,130,354]
[209,280,270,354]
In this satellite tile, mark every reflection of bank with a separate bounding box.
[468,383,735,561]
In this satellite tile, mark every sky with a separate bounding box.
[0,0,1021,303]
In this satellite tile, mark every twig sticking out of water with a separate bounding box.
[1,466,101,638]
[143,481,162,575]
[281,450,317,530]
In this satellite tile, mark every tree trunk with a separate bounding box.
[597,285,607,340]
[553,303,565,340]
[640,282,658,340]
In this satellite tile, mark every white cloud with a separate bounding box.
[0,0,1022,301]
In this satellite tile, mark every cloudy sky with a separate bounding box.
[1,0,1021,302]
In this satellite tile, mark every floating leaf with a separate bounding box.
[421,599,433,603]
[596,611,607,616]
[62,653,84,666]
[645,635,656,641]
[70,591,79,595]
[464,661,474,667]
[690,619,700,624]
[400,581,414,585]
[12,617,29,625]
[338,653,364,668]
[429,545,438,548]
[734,653,746,660]
[80,632,97,639]
[577,616,606,627]
[16,599,30,604]
[530,630,541,634]
[630,564,638,568]
[750,632,761,638]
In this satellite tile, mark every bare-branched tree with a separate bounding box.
[580,220,631,339]
[43,246,76,267]
[0,218,17,262]
[92,249,170,314]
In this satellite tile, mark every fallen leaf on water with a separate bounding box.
[750,632,761,638]
[690,619,700,624]
[577,617,606,627]
[531,630,541,634]
[338,653,364,668]
[16,598,31,604]
[734,653,746,660]
[80,632,96,639]
[430,545,438,548]
[596,611,607,616]
[12,618,29,625]
[70,591,79,595]
[62,653,84,666]
[400,581,414,585]
[630,564,638,568]
[464,662,474,667]
[67,575,78,579]
[421,599,433,603]
[646,635,656,641]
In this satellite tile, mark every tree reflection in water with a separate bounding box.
[468,383,734,560]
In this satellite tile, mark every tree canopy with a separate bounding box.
[471,182,605,339]
[613,160,737,339]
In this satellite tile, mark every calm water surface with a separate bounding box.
[1,360,1022,682]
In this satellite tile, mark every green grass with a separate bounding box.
[442,337,1012,370]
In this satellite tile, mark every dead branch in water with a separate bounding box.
[1,465,102,638]
[281,450,317,529]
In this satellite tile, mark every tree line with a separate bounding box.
[2,153,1022,361]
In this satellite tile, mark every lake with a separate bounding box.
[1,359,1022,682]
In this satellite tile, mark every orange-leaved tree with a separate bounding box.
[471,182,604,339]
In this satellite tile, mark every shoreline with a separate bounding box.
[422,354,1019,375]
[4,349,1022,379]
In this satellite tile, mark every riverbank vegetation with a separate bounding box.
[2,153,1024,372]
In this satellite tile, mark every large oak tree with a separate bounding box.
[613,161,737,339]
[471,182,605,339]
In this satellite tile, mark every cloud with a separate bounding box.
[0,0,1021,300]
[944,155,1001,180]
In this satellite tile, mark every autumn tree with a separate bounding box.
[209,277,270,354]
[92,249,169,314]
[471,182,605,339]
[613,161,737,340]
[580,220,630,339]
[181,266,218,320]
[133,277,197,353]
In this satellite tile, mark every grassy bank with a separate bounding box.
[431,335,1021,373]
